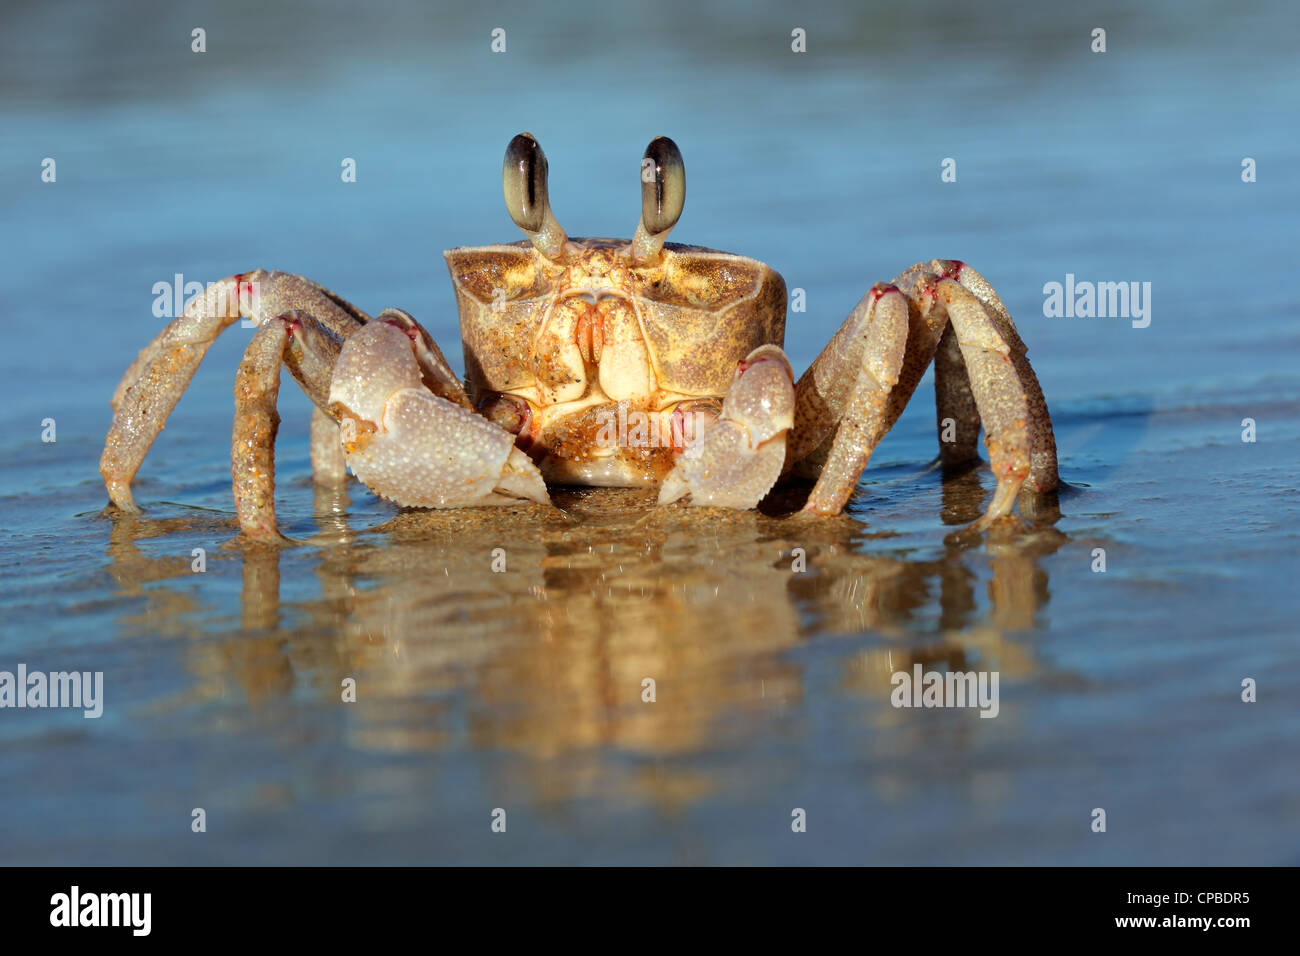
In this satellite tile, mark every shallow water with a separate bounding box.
[1,0,1297,864]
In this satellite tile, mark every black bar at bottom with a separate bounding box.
[0,865,1286,942]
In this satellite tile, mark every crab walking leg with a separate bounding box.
[232,321,292,542]
[789,267,951,479]
[101,270,369,511]
[937,260,1058,493]
[933,323,982,470]
[229,310,351,541]
[931,276,1033,523]
[788,285,888,469]
[328,318,549,508]
[798,285,910,515]
[658,344,795,508]
[102,276,245,510]
[784,261,1055,520]
[111,333,167,413]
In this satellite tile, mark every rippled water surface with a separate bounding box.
[1,0,1297,864]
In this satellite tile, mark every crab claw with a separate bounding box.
[329,319,549,508]
[658,344,795,508]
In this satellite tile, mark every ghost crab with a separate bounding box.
[101,133,1058,543]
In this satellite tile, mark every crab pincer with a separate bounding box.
[658,345,795,508]
[328,318,549,509]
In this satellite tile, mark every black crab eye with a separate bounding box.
[503,132,549,233]
[640,136,685,235]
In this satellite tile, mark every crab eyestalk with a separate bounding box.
[631,136,685,264]
[503,132,568,260]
